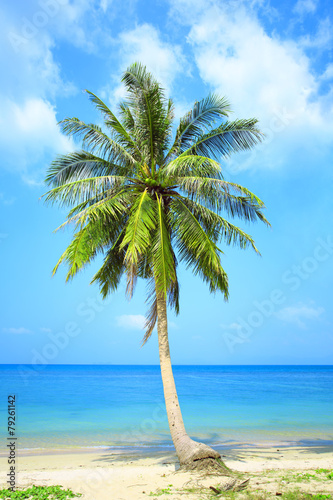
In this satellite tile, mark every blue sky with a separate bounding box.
[1,0,332,365]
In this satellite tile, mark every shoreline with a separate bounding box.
[1,437,333,458]
[1,444,333,499]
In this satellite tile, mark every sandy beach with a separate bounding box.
[1,445,333,499]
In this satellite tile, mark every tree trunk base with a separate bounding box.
[179,456,232,475]
[177,439,233,476]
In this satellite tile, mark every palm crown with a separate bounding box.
[44,63,269,343]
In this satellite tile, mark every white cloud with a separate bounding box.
[188,6,312,118]
[48,0,98,52]
[0,5,77,183]
[2,14,74,101]
[0,193,16,206]
[5,0,102,55]
[321,63,333,81]
[168,0,214,24]
[100,23,191,130]
[300,18,333,49]
[116,314,146,330]
[3,327,33,334]
[116,314,175,332]
[0,98,73,184]
[220,322,243,331]
[275,303,324,329]
[40,327,52,333]
[184,4,333,172]
[115,24,189,94]
[119,24,187,83]
[99,0,110,13]
[293,0,318,15]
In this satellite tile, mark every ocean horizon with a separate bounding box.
[1,364,332,452]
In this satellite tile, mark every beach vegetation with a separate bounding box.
[148,484,173,495]
[147,469,333,499]
[281,469,333,483]
[280,492,332,500]
[43,62,269,470]
[197,489,331,499]
[281,472,317,482]
[0,485,81,499]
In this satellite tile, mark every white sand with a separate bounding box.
[1,445,333,499]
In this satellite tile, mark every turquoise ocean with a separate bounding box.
[0,365,332,451]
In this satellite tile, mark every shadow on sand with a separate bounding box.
[90,436,333,467]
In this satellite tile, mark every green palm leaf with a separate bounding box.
[44,61,269,341]
[44,63,271,467]
[177,177,270,225]
[91,231,126,298]
[85,90,144,162]
[120,189,157,266]
[59,118,137,167]
[181,119,264,160]
[152,194,177,296]
[165,93,231,162]
[178,197,260,252]
[45,151,125,187]
[52,218,112,281]
[162,154,221,178]
[122,63,171,172]
[170,198,228,296]
[43,175,128,208]
[54,189,131,231]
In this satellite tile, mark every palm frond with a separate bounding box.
[165,93,231,162]
[52,218,111,281]
[170,198,228,296]
[125,262,138,299]
[85,90,144,162]
[119,101,135,132]
[153,195,177,297]
[179,198,260,253]
[142,242,179,345]
[168,274,180,314]
[177,177,270,225]
[122,63,171,171]
[181,119,264,160]
[44,64,270,348]
[55,189,131,231]
[43,175,128,208]
[162,155,221,179]
[120,189,157,265]
[142,277,158,346]
[59,118,137,167]
[91,230,126,298]
[45,151,126,187]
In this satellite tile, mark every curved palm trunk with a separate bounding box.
[156,289,224,468]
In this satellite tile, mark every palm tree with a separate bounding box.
[44,63,269,470]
